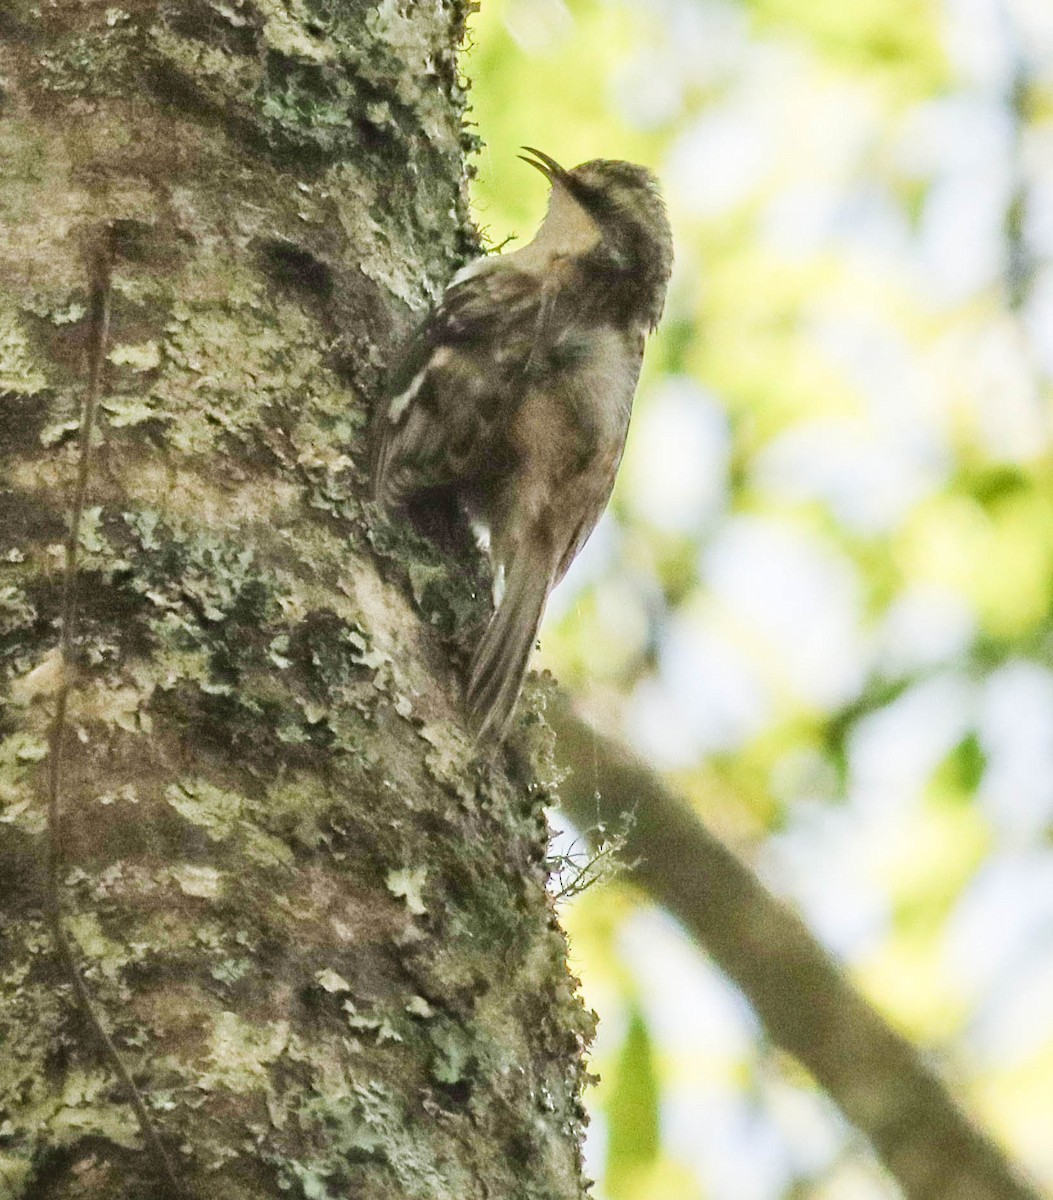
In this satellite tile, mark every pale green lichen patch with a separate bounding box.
[146,22,262,111]
[200,1011,289,1094]
[315,967,352,994]
[1,1064,141,1180]
[76,679,154,734]
[49,1070,141,1150]
[0,119,87,294]
[108,339,161,372]
[260,772,348,851]
[101,393,162,427]
[166,778,244,840]
[0,585,36,640]
[385,865,428,915]
[257,0,335,64]
[428,1016,473,1086]
[172,863,224,899]
[34,21,140,99]
[166,778,295,869]
[0,309,48,396]
[0,733,47,836]
[0,1152,32,1195]
[76,505,108,555]
[278,1074,461,1200]
[65,912,135,981]
[343,1003,403,1044]
[418,723,477,803]
[363,0,464,142]
[154,306,295,457]
[47,300,88,326]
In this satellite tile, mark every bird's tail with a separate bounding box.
[466,553,553,742]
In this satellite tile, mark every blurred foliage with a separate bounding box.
[464,0,1053,1196]
[604,1007,661,1197]
[744,0,949,96]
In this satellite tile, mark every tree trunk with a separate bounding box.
[0,4,592,1198]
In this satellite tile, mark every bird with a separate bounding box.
[372,148,673,741]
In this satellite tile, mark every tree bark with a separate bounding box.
[0,4,592,1198]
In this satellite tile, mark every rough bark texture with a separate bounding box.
[0,4,593,1198]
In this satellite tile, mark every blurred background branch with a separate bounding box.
[551,693,1042,1200]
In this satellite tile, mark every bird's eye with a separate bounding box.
[573,180,612,218]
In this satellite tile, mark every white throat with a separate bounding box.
[511,183,601,271]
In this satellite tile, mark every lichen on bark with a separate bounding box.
[0,3,594,1198]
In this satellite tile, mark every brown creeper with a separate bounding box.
[372,149,673,740]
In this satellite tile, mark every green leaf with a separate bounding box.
[934,732,986,799]
[605,1006,660,1198]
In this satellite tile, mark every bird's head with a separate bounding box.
[520,148,673,329]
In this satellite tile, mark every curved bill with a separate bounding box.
[518,146,570,185]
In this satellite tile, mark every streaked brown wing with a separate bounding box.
[371,265,548,509]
